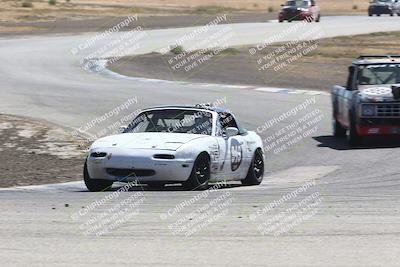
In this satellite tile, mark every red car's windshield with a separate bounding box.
[286,0,309,8]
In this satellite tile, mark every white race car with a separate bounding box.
[84,105,264,191]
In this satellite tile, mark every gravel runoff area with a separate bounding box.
[0,114,85,188]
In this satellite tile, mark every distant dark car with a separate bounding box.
[368,0,400,16]
[278,0,321,22]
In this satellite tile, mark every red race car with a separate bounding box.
[278,0,321,22]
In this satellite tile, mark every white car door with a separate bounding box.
[215,113,249,180]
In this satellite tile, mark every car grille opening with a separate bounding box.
[91,152,107,158]
[106,168,155,177]
[153,154,175,159]
[377,104,400,117]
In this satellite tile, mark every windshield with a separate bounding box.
[286,0,308,8]
[124,109,213,135]
[358,64,400,86]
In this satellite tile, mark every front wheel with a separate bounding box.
[183,153,210,190]
[348,112,362,146]
[333,118,346,137]
[241,149,264,186]
[84,161,113,192]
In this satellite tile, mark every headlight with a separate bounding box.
[361,104,376,117]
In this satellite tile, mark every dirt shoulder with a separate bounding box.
[0,12,277,36]
[0,114,85,187]
[1,0,366,24]
[107,32,400,91]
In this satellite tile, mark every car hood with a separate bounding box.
[90,132,209,151]
[359,85,400,102]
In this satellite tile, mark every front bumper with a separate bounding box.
[357,118,400,135]
[279,11,313,21]
[86,149,194,183]
[369,6,392,14]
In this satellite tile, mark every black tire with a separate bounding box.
[348,112,362,146]
[315,14,321,22]
[241,149,264,186]
[368,13,373,16]
[397,13,400,16]
[333,118,346,137]
[147,182,165,189]
[183,153,210,190]
[279,20,283,23]
[83,160,113,192]
[377,14,381,16]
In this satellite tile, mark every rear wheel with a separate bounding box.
[183,153,210,190]
[368,13,373,16]
[390,11,394,16]
[241,149,264,186]
[315,14,321,22]
[377,14,381,16]
[83,161,113,192]
[397,13,400,16]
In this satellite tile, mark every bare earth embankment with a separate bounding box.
[108,32,400,91]
[0,115,85,187]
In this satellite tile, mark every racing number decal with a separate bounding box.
[230,139,243,171]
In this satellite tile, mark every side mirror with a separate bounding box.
[119,125,128,133]
[225,127,239,138]
[346,65,356,90]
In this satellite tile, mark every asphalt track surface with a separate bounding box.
[0,16,400,266]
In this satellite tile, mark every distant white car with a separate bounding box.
[84,105,264,191]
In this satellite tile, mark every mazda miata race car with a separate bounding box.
[84,105,264,191]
